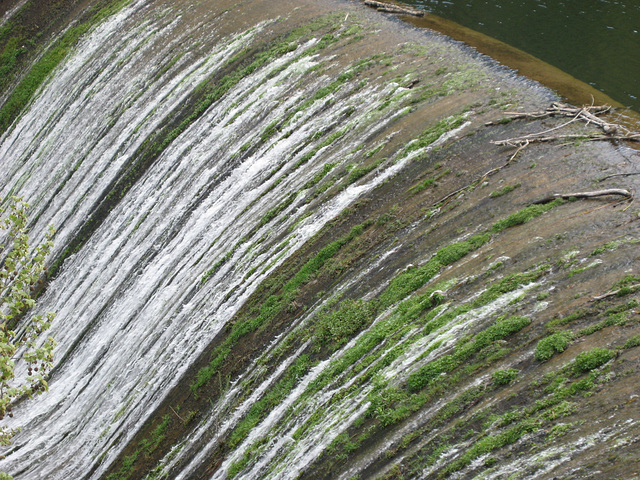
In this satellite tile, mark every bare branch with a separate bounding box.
[593,284,640,301]
[363,0,425,16]
[488,102,639,161]
[531,189,632,205]
[598,172,640,182]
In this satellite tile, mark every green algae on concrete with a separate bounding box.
[112,2,639,473]
[3,0,637,479]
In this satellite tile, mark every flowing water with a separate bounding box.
[0,1,484,476]
[0,1,639,479]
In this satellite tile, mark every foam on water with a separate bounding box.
[0,2,460,477]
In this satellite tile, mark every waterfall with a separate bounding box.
[1,1,638,479]
[0,1,456,476]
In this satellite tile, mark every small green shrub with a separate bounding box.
[408,177,435,195]
[535,331,573,362]
[574,348,614,373]
[484,457,499,467]
[435,234,490,267]
[547,422,574,440]
[590,240,622,256]
[347,158,384,184]
[491,199,562,233]
[366,387,410,425]
[492,368,518,385]
[536,291,550,301]
[315,299,375,346]
[435,241,473,266]
[474,316,531,349]
[624,334,640,349]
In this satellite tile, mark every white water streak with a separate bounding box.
[0,5,284,478]
[163,118,473,480]
[0,0,28,29]
[0,2,454,478]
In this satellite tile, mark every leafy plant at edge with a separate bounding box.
[0,197,56,464]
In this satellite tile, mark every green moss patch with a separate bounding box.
[535,331,574,362]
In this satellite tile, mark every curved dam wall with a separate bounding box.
[0,0,638,479]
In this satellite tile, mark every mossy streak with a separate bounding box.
[191,222,371,393]
[0,0,133,134]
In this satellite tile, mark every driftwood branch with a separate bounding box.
[593,284,640,301]
[487,102,612,125]
[532,189,632,205]
[492,133,640,149]
[364,0,425,16]
[170,405,186,422]
[598,172,640,182]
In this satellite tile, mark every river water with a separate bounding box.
[400,0,640,112]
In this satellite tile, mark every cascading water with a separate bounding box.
[0,0,472,476]
[1,0,639,479]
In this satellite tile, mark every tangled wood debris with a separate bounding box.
[363,0,425,17]
[427,103,638,214]
[488,102,640,161]
[485,103,637,205]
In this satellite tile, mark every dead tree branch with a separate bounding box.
[492,133,640,149]
[493,102,612,124]
[363,0,425,16]
[593,284,640,301]
[598,172,640,182]
[170,405,186,423]
[488,102,640,159]
[531,189,632,205]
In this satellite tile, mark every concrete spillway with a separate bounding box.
[0,0,638,479]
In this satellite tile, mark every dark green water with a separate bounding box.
[401,0,640,112]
